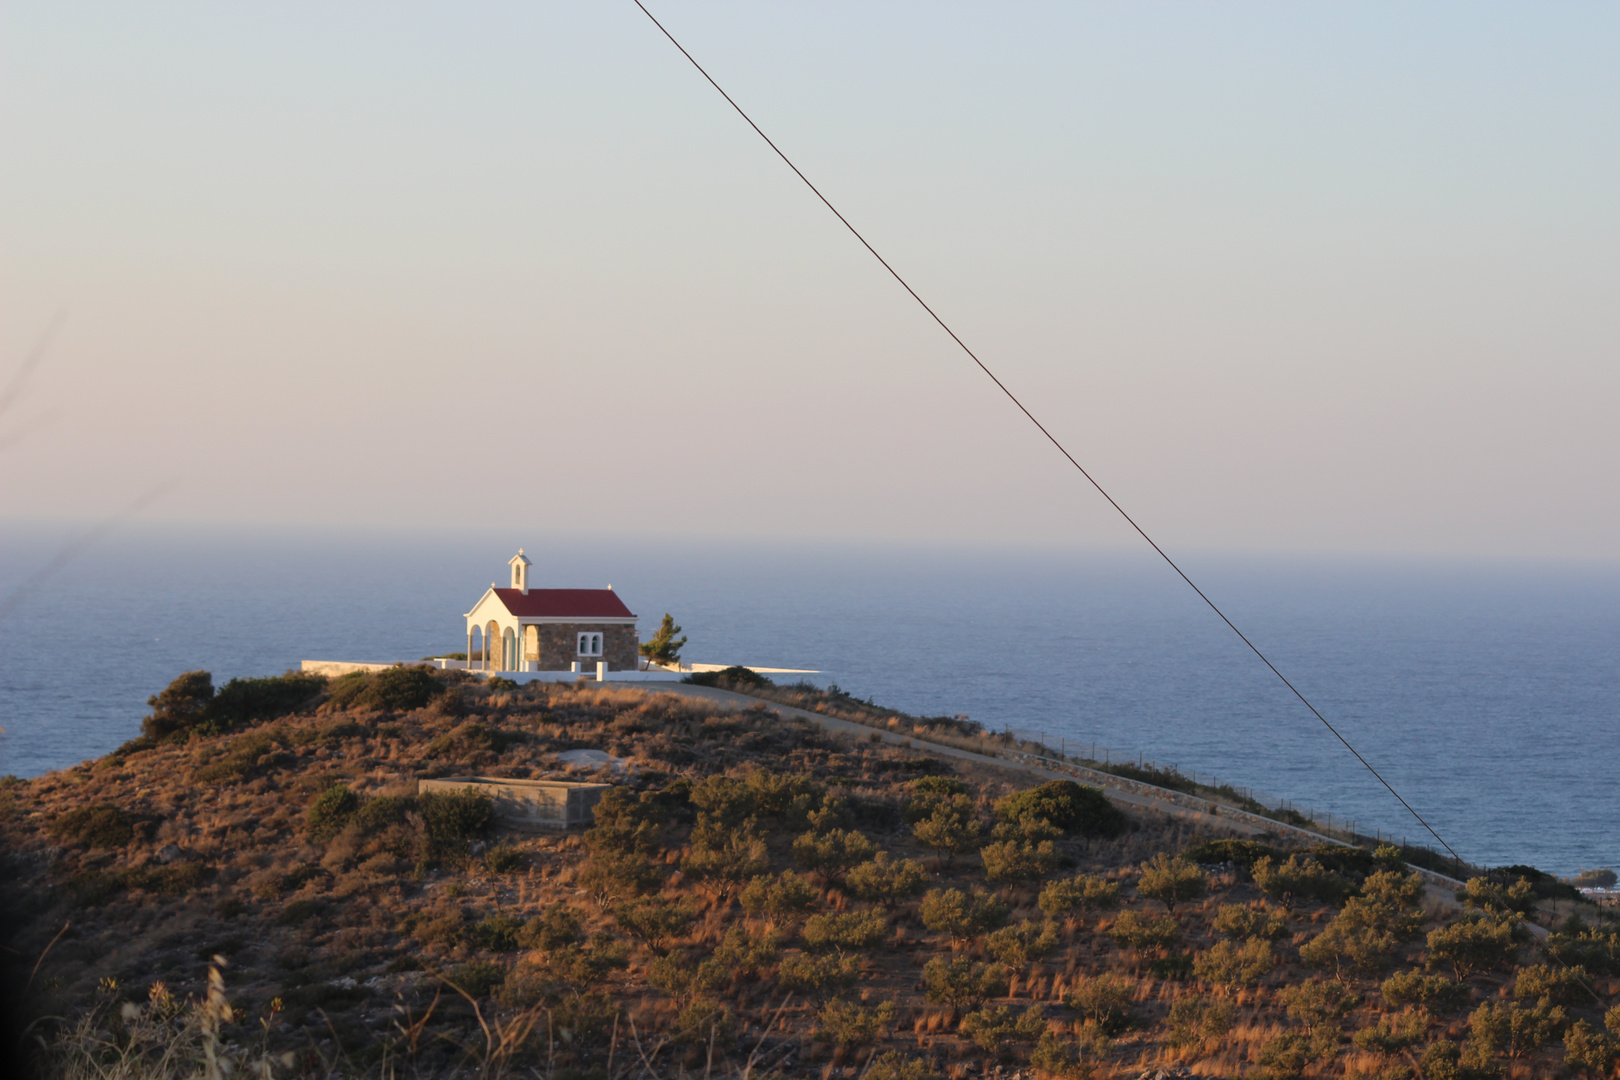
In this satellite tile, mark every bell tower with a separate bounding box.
[509,549,532,594]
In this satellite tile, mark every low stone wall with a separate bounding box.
[418,777,613,831]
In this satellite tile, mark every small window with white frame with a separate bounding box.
[577,632,603,657]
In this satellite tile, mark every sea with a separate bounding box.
[1,523,1615,878]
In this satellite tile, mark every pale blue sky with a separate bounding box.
[2,2,1616,558]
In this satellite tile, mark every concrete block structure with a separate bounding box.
[418,776,612,830]
[463,549,640,673]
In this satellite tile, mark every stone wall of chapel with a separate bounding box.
[533,624,639,671]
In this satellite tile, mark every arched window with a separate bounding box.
[577,632,603,657]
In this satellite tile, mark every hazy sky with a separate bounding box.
[3,2,1616,559]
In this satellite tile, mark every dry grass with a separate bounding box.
[0,674,1613,1080]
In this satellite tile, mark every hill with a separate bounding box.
[2,666,1617,1080]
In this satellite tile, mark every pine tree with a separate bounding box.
[639,613,688,666]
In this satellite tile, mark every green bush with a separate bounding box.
[1167,997,1233,1046]
[681,832,769,898]
[418,788,494,861]
[1468,998,1567,1060]
[1064,972,1135,1034]
[960,1003,1045,1053]
[921,957,1007,1008]
[1458,876,1538,916]
[1212,902,1287,940]
[985,920,1059,965]
[993,780,1124,840]
[1136,854,1207,911]
[911,795,985,857]
[1182,839,1282,868]
[355,794,415,834]
[683,665,773,689]
[1193,938,1274,986]
[448,959,508,1000]
[326,666,441,711]
[1380,971,1471,1012]
[306,785,359,840]
[981,839,1060,882]
[469,914,523,951]
[612,896,695,952]
[517,907,583,952]
[1279,979,1358,1032]
[1107,911,1180,951]
[1352,1010,1428,1053]
[1564,1017,1620,1078]
[920,887,1008,941]
[845,853,927,904]
[815,998,897,1047]
[791,827,876,882]
[1039,875,1120,918]
[801,909,888,950]
[49,804,136,849]
[209,673,325,728]
[579,848,663,902]
[1252,854,1350,907]
[864,1052,941,1080]
[1427,916,1520,979]
[1547,918,1620,977]
[142,670,216,740]
[739,872,819,922]
[775,952,858,997]
[711,926,781,974]
[485,842,525,874]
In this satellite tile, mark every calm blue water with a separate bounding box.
[1,523,1615,877]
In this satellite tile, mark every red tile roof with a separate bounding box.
[492,588,635,620]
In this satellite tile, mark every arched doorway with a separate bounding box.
[503,627,517,672]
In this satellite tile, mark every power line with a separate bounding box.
[630,1,1464,866]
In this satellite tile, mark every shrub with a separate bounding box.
[1136,854,1207,911]
[1380,971,1471,1012]
[1107,911,1180,951]
[327,666,441,712]
[208,673,325,729]
[711,926,781,974]
[470,914,523,951]
[683,665,772,689]
[981,839,1060,882]
[1548,919,1620,977]
[142,670,215,740]
[1167,997,1233,1045]
[1511,962,1591,1005]
[1352,1010,1428,1053]
[418,789,494,862]
[1030,1032,1103,1080]
[485,842,525,874]
[846,853,927,904]
[911,795,985,857]
[960,1004,1045,1053]
[535,937,631,985]
[993,780,1124,839]
[648,953,727,1004]
[1064,973,1135,1034]
[802,910,888,950]
[191,732,280,783]
[1193,938,1274,986]
[1256,1031,1315,1080]
[865,1052,942,1080]
[921,957,1007,1008]
[279,899,324,926]
[448,959,507,1000]
[49,804,136,849]
[355,794,415,835]
[815,998,897,1047]
[1458,876,1538,916]
[1213,902,1287,940]
[920,888,1009,941]
[682,833,769,898]
[739,872,819,922]
[1571,868,1618,889]
[1564,1019,1620,1078]
[792,827,877,882]
[1252,854,1350,907]
[1299,917,1400,976]
[578,849,663,902]
[611,896,695,952]
[1181,839,1281,868]
[517,907,583,951]
[985,920,1059,965]
[1039,875,1120,918]
[1279,979,1358,1032]
[306,785,358,840]
[1468,998,1567,1060]
[1427,916,1520,979]
[775,952,858,996]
